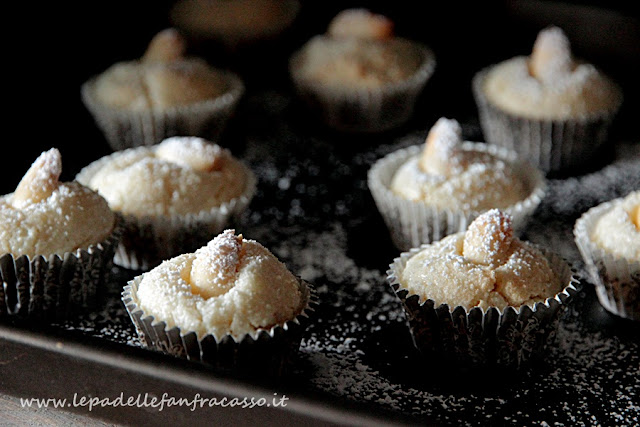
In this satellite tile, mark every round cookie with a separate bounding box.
[0,148,115,258]
[76,136,256,270]
[289,8,435,132]
[400,210,562,310]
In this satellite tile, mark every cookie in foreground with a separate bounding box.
[122,229,316,376]
[0,148,122,320]
[387,209,578,368]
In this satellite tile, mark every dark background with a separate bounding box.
[9,0,639,194]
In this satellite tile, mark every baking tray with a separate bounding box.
[3,3,640,423]
[2,87,638,425]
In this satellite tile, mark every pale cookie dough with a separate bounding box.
[390,118,528,211]
[135,229,306,339]
[482,26,620,119]
[0,149,115,258]
[591,191,640,262]
[400,210,562,310]
[92,29,227,111]
[82,137,248,217]
[327,8,394,40]
[295,9,422,89]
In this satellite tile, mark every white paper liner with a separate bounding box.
[472,68,623,174]
[0,216,123,321]
[122,275,317,376]
[76,154,257,271]
[574,200,640,320]
[387,245,578,368]
[367,143,546,251]
[81,70,245,150]
[289,37,436,133]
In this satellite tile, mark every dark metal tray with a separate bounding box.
[2,87,638,424]
[3,3,640,423]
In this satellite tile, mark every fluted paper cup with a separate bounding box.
[473,68,622,174]
[0,216,123,321]
[289,37,436,133]
[368,143,546,251]
[77,156,256,271]
[387,245,578,368]
[574,200,640,320]
[81,70,245,150]
[122,275,316,376]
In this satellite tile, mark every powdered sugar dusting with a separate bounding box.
[420,117,463,175]
[190,229,243,297]
[51,91,638,425]
[12,148,62,208]
[463,208,514,266]
[530,26,573,81]
[155,136,226,172]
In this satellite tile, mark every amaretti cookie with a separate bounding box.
[289,8,435,132]
[122,229,315,375]
[473,26,622,173]
[81,28,244,150]
[76,136,256,271]
[574,191,640,320]
[388,210,578,367]
[0,149,121,319]
[368,117,545,250]
[170,0,300,49]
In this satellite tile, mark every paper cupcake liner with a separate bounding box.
[77,158,257,271]
[472,68,623,174]
[0,216,123,321]
[387,246,578,368]
[81,70,245,151]
[289,37,436,133]
[574,201,640,320]
[367,143,546,251]
[122,275,317,376]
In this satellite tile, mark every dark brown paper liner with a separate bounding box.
[472,68,622,174]
[574,200,640,320]
[387,246,578,368]
[0,216,123,321]
[77,156,257,271]
[367,143,546,251]
[289,37,436,133]
[81,70,245,150]
[122,276,317,376]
